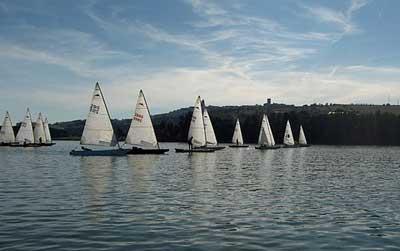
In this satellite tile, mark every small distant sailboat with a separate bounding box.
[33,113,47,145]
[70,82,129,156]
[229,119,248,148]
[283,120,296,148]
[298,125,310,147]
[201,103,225,151]
[125,90,169,154]
[175,96,215,153]
[11,108,36,147]
[0,111,15,146]
[255,114,280,150]
[42,117,56,146]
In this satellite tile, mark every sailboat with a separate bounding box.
[255,114,280,150]
[70,82,129,156]
[10,108,36,147]
[283,120,297,148]
[33,113,47,145]
[0,111,15,146]
[229,118,248,148]
[298,125,310,147]
[201,103,225,151]
[175,96,215,153]
[125,90,169,154]
[42,117,56,146]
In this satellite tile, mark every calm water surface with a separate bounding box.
[1,142,400,250]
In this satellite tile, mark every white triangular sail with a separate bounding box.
[125,90,158,148]
[265,114,275,146]
[15,109,34,144]
[284,120,295,146]
[299,125,307,145]
[258,114,273,146]
[231,119,244,145]
[203,108,217,146]
[188,96,206,147]
[34,113,46,144]
[43,117,52,143]
[81,83,118,146]
[0,111,15,143]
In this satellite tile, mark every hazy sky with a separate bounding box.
[1,0,400,122]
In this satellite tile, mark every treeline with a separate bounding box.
[50,109,400,145]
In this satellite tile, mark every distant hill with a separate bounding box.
[48,103,400,146]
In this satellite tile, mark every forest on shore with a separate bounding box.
[48,103,400,146]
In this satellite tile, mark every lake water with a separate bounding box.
[1,142,400,250]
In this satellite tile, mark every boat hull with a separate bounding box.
[9,143,41,147]
[255,145,281,150]
[0,143,11,146]
[195,146,225,151]
[299,144,311,148]
[127,147,169,155]
[229,144,249,148]
[175,148,215,153]
[70,149,129,156]
[41,143,56,146]
[283,145,300,148]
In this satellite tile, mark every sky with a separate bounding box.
[1,0,400,122]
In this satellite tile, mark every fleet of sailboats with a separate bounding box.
[1,83,312,154]
[0,108,55,147]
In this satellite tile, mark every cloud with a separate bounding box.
[302,0,369,34]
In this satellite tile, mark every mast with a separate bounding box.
[97,82,120,148]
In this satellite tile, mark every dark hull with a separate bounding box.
[9,143,40,148]
[175,148,215,153]
[229,144,249,148]
[195,146,225,151]
[283,145,300,148]
[0,143,11,146]
[255,145,281,150]
[127,147,169,155]
[70,149,129,156]
[299,144,311,148]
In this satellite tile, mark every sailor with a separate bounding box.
[236,139,239,145]
[188,136,193,150]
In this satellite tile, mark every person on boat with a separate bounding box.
[236,139,239,145]
[188,136,193,150]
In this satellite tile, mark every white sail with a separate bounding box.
[34,113,46,144]
[0,111,15,143]
[125,90,158,148]
[15,109,35,144]
[299,125,307,145]
[188,96,206,147]
[43,117,52,143]
[203,108,217,146]
[258,114,273,146]
[81,83,117,146]
[265,114,275,146]
[231,119,244,145]
[284,120,295,146]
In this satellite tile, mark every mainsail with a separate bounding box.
[265,114,275,146]
[81,83,118,146]
[188,96,206,147]
[43,117,52,143]
[203,108,217,146]
[15,109,34,144]
[258,114,273,146]
[299,125,307,145]
[125,90,158,148]
[231,119,244,145]
[33,113,46,144]
[0,111,15,143]
[283,120,295,146]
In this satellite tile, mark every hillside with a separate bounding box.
[48,103,400,145]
